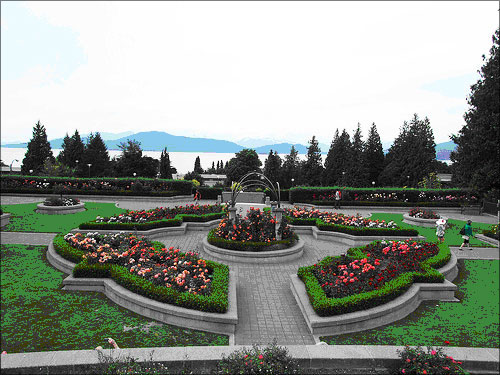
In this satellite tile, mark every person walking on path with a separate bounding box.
[436,218,447,243]
[334,190,341,209]
[459,219,474,250]
[193,189,201,204]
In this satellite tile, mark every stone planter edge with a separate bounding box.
[1,213,11,228]
[36,202,86,215]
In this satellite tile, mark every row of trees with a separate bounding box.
[21,124,176,179]
[224,114,445,189]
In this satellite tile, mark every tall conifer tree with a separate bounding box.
[21,120,55,175]
[302,136,324,186]
[363,123,385,186]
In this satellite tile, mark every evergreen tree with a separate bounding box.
[194,156,204,174]
[451,29,499,197]
[263,150,282,187]
[323,129,351,186]
[82,132,110,177]
[225,149,262,184]
[379,114,436,187]
[57,130,85,168]
[301,136,324,186]
[21,120,55,175]
[363,123,385,186]
[159,147,173,179]
[113,139,143,177]
[345,123,368,187]
[282,145,301,188]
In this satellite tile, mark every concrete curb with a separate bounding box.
[289,224,426,246]
[294,203,465,214]
[46,240,238,338]
[203,237,305,263]
[290,252,459,336]
[36,202,86,215]
[1,213,11,228]
[402,213,440,227]
[476,233,499,247]
[1,345,498,374]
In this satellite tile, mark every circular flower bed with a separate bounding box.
[36,197,85,214]
[64,232,213,296]
[285,206,397,228]
[408,207,439,219]
[208,208,297,251]
[311,240,440,298]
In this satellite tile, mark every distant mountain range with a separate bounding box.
[1,131,456,160]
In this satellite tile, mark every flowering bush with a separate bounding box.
[396,345,468,374]
[311,240,440,298]
[95,204,224,224]
[482,223,499,241]
[285,206,398,229]
[64,232,213,296]
[213,208,294,243]
[408,207,440,219]
[215,340,301,374]
[43,197,81,206]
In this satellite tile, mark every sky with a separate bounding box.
[1,1,498,146]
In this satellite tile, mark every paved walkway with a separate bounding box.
[1,195,498,346]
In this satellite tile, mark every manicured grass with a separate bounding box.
[369,212,495,247]
[0,244,228,353]
[320,259,499,348]
[0,202,126,233]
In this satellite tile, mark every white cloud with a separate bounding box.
[1,1,498,145]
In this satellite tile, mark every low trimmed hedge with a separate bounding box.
[287,217,419,237]
[194,186,224,200]
[307,200,463,207]
[297,242,449,317]
[79,211,225,230]
[207,228,299,252]
[1,175,193,196]
[53,234,229,313]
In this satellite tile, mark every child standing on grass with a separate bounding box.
[436,218,446,243]
[459,219,474,250]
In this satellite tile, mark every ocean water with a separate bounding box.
[0,148,311,174]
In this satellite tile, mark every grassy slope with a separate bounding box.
[0,244,228,353]
[0,202,126,233]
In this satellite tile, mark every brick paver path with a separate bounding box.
[1,195,498,346]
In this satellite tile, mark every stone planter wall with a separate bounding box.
[221,191,265,204]
[203,238,304,264]
[36,202,86,215]
[1,213,11,228]
[291,252,459,336]
[402,213,440,227]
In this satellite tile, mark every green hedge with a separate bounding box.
[289,186,479,205]
[79,212,225,230]
[287,217,419,237]
[53,234,229,313]
[207,229,299,252]
[297,242,449,317]
[0,175,193,196]
[308,200,463,207]
[194,186,224,199]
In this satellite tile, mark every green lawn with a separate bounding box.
[0,202,126,233]
[321,259,499,348]
[369,212,495,247]
[0,244,228,353]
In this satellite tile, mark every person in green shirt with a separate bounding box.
[459,220,474,250]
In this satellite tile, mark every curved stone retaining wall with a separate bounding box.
[289,225,426,246]
[36,202,86,215]
[402,213,440,227]
[1,213,11,228]
[203,238,305,264]
[476,233,499,247]
[47,241,238,337]
[291,252,459,337]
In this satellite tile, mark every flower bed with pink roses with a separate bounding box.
[285,207,419,237]
[207,208,298,252]
[298,239,451,316]
[53,231,229,313]
[79,204,225,231]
